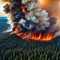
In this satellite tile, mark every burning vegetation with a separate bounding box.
[3,0,59,42]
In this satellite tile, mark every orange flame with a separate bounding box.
[12,26,53,42]
[29,33,53,41]
[21,6,27,14]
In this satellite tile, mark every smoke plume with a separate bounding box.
[3,0,59,41]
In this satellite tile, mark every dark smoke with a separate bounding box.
[4,0,59,38]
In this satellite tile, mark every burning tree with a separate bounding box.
[4,0,59,42]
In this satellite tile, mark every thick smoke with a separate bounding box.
[4,0,59,39]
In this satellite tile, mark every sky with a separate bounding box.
[0,2,8,17]
[0,1,12,33]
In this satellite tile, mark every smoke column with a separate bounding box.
[3,0,60,41]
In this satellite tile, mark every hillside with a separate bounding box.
[0,34,60,60]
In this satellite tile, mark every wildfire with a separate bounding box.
[29,33,53,41]
[2,0,59,42]
[12,26,53,42]
[11,0,57,42]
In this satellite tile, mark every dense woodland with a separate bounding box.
[0,34,60,60]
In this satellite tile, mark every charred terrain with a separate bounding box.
[0,34,60,60]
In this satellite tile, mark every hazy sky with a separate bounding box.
[0,0,59,16]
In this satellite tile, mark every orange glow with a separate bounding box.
[1,0,10,5]
[21,6,27,14]
[12,26,53,42]
[5,2,10,5]
[37,0,49,8]
[29,33,53,41]
[1,0,10,3]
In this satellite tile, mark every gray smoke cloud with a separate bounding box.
[4,0,59,39]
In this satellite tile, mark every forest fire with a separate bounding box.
[30,33,53,41]
[12,25,53,42]
[2,0,59,42]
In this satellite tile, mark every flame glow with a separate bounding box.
[29,33,53,41]
[12,26,53,42]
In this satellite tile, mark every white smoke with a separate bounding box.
[20,0,50,31]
